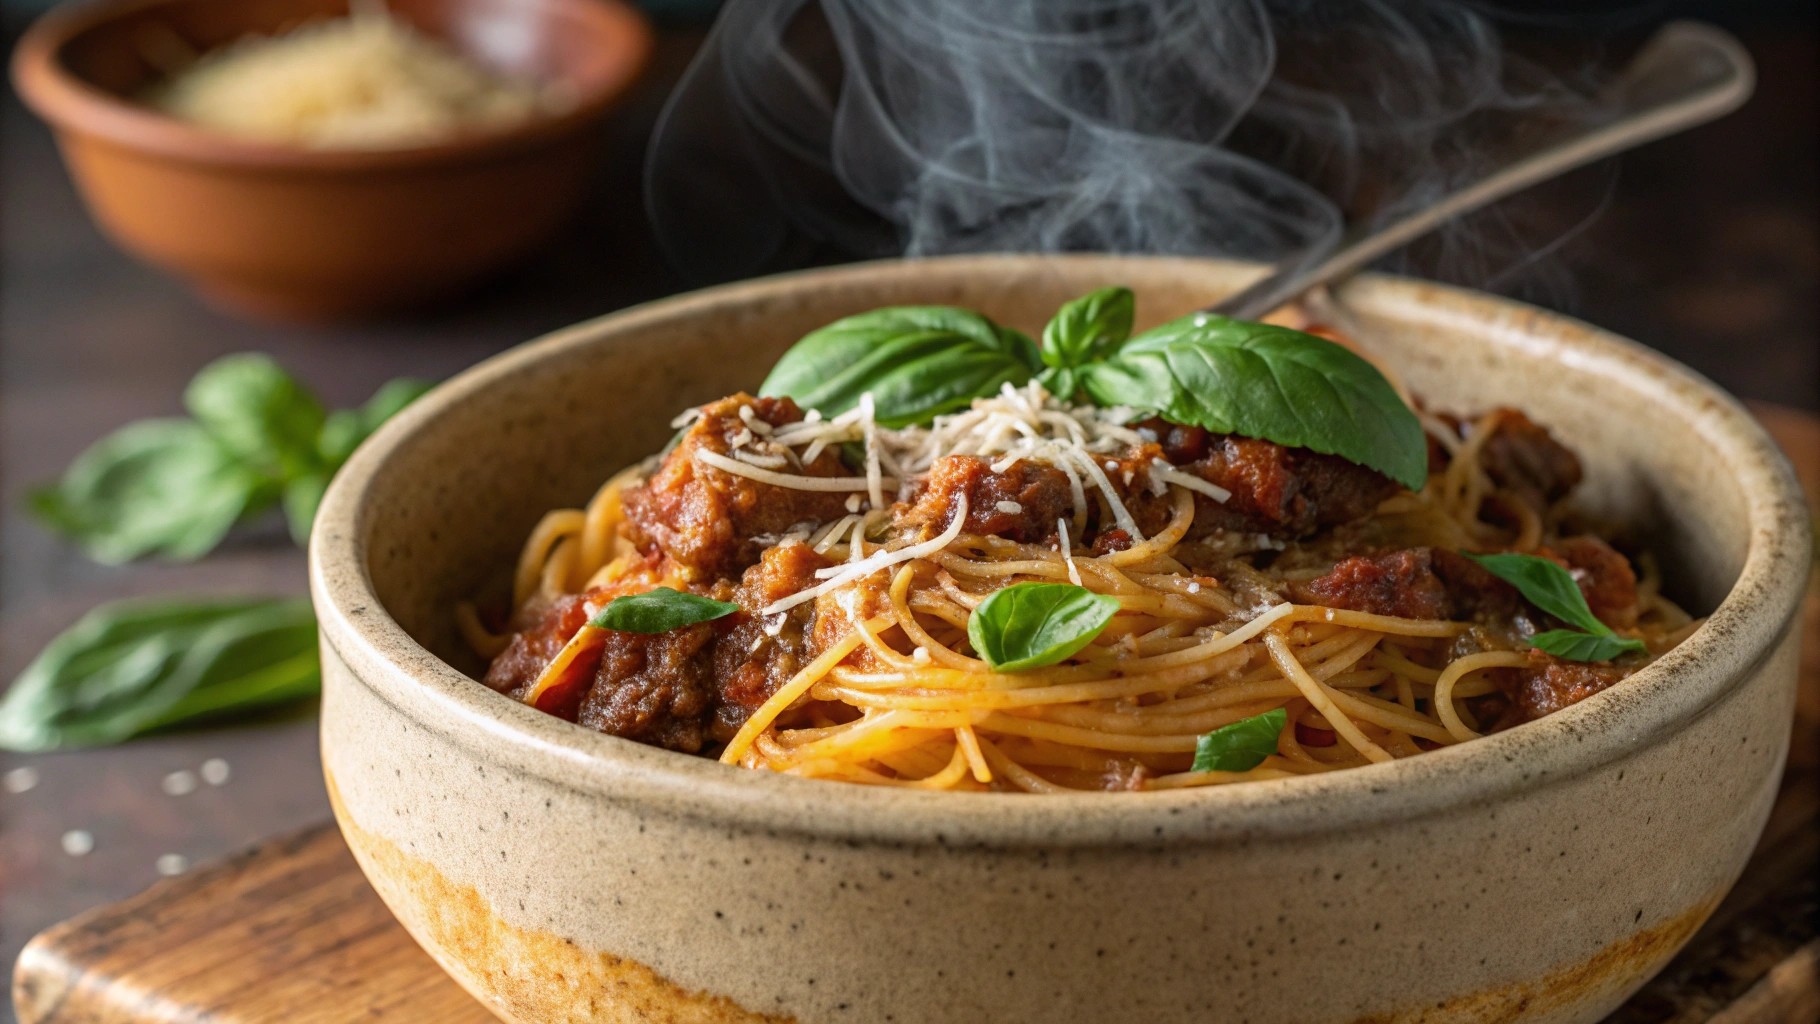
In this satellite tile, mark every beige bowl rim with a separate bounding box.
[309,253,1812,849]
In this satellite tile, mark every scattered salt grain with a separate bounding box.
[1187,582,1201,594]
[61,830,94,857]
[201,758,231,786]
[4,766,39,793]
[162,770,199,796]
[156,854,189,876]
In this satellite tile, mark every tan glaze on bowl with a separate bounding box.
[11,0,651,322]
[311,255,1811,1024]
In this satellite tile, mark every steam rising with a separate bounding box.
[647,0,1608,288]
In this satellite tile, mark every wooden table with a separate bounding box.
[0,11,1815,1024]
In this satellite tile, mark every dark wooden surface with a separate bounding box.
[0,11,1815,1024]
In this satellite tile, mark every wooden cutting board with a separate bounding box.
[13,407,1820,1024]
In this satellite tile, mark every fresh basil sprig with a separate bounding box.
[29,355,431,561]
[1036,286,1134,402]
[1192,706,1287,773]
[762,291,1426,488]
[1081,314,1427,490]
[967,582,1119,672]
[760,307,1041,428]
[0,596,319,752]
[1463,551,1647,662]
[589,588,739,633]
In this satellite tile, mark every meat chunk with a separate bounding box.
[896,455,1074,545]
[1547,536,1639,629]
[1490,648,1632,726]
[1289,547,1523,621]
[483,590,594,698]
[1289,545,1543,623]
[1291,549,1451,620]
[577,623,718,752]
[622,394,852,581]
[1478,409,1582,512]
[710,541,832,739]
[1187,435,1400,538]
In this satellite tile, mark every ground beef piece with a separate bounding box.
[1092,529,1134,556]
[810,570,893,674]
[896,455,1074,544]
[621,393,852,581]
[1141,419,1210,464]
[577,623,719,752]
[482,591,594,698]
[1490,648,1632,726]
[1291,549,1451,619]
[709,541,831,741]
[1155,427,1400,539]
[1546,536,1639,629]
[1429,548,1526,621]
[1289,547,1523,622]
[1479,409,1582,513]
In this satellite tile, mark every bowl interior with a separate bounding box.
[54,0,634,102]
[352,256,1754,683]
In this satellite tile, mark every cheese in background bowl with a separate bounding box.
[145,6,573,149]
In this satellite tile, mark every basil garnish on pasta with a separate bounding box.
[1080,313,1428,490]
[1192,707,1287,773]
[759,306,1042,428]
[760,291,1425,487]
[589,588,739,633]
[966,582,1119,672]
[1464,552,1647,661]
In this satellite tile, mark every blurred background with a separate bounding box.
[0,0,1814,1015]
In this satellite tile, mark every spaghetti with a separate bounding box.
[462,326,1697,794]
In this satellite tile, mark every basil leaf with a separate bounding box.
[1462,551,1607,634]
[1036,366,1082,404]
[966,582,1119,672]
[282,474,331,546]
[760,306,1042,427]
[1081,315,1428,490]
[185,354,326,480]
[1463,552,1646,663]
[1192,707,1287,773]
[0,596,318,751]
[590,588,739,633]
[1042,286,1134,370]
[27,420,263,564]
[1529,629,1646,662]
[319,378,433,465]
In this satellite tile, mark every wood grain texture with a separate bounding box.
[9,425,1818,1024]
[12,826,498,1023]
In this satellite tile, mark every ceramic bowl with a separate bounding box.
[11,0,652,322]
[310,255,1810,1024]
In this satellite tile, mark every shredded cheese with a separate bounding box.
[763,495,969,615]
[694,450,889,492]
[1057,518,1082,587]
[147,7,567,150]
[1151,458,1231,503]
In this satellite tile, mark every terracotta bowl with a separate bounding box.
[310,255,1811,1024]
[11,0,652,321]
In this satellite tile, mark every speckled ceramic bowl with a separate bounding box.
[311,255,1810,1024]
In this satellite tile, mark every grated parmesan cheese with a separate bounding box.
[763,495,969,615]
[694,450,888,492]
[147,6,569,150]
